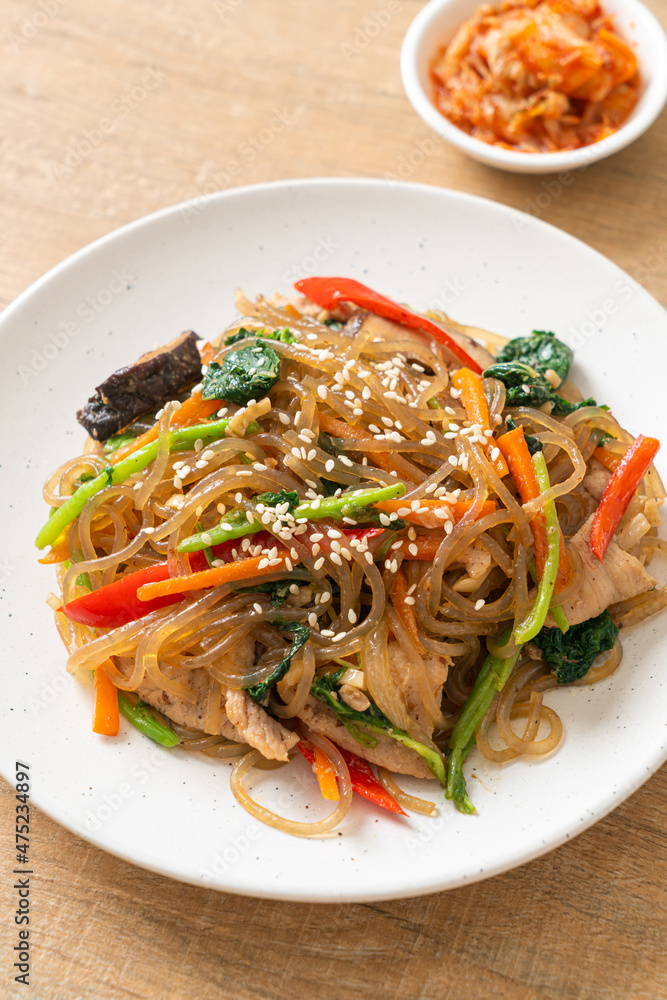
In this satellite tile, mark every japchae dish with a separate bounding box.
[36,275,665,834]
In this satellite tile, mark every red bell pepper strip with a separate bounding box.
[297,741,406,815]
[61,561,183,628]
[61,528,279,628]
[590,434,660,562]
[295,276,483,374]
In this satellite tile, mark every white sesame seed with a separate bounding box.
[312,543,321,556]
[320,629,335,638]
[475,599,486,611]
[330,552,342,566]
[314,557,325,570]
[307,449,317,461]
[364,551,373,564]
[368,424,381,434]
[258,558,269,570]
[317,385,328,400]
[253,602,263,613]
[332,632,347,643]
[238,470,253,477]
[408,543,419,556]
[308,613,318,626]
[404,596,416,606]
[490,447,500,462]
[324,459,335,473]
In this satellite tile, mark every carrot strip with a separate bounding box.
[137,553,289,601]
[312,746,339,801]
[390,567,424,652]
[109,342,219,464]
[496,426,571,592]
[38,534,71,564]
[318,412,417,482]
[593,446,621,473]
[400,535,446,561]
[375,497,496,529]
[93,659,120,737]
[451,367,508,477]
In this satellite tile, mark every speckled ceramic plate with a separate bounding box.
[1,179,665,901]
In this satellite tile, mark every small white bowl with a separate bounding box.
[401,0,667,174]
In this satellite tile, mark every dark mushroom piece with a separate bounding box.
[76,331,203,441]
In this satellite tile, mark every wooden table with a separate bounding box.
[1,1,666,996]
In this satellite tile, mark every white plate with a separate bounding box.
[1,179,666,902]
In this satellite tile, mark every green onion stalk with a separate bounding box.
[35,417,259,550]
[118,693,181,748]
[445,451,561,812]
[176,482,406,554]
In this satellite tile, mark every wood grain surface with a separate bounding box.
[1,0,666,997]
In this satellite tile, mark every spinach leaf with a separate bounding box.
[247,620,310,705]
[310,669,447,784]
[533,610,619,684]
[201,342,281,406]
[237,579,308,607]
[505,415,542,455]
[496,330,573,386]
[225,326,296,346]
[256,489,300,512]
[483,361,596,416]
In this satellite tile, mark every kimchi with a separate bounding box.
[431,0,640,152]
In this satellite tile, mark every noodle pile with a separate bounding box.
[41,288,666,833]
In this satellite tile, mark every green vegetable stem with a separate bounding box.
[35,416,259,550]
[177,482,405,553]
[514,451,560,644]
[446,631,521,814]
[118,693,181,747]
